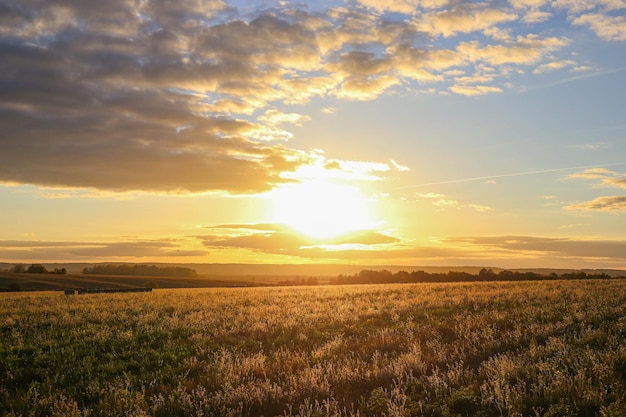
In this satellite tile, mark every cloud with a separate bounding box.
[463,204,495,212]
[258,109,312,127]
[417,4,518,38]
[509,0,550,8]
[198,224,496,261]
[457,35,570,66]
[334,75,400,100]
[282,155,403,183]
[198,230,626,264]
[567,168,616,179]
[449,85,503,95]
[0,17,316,193]
[567,168,626,188]
[532,59,576,74]
[416,192,445,198]
[321,159,395,180]
[202,232,310,252]
[0,5,330,194]
[417,192,494,211]
[448,235,626,260]
[356,0,451,13]
[554,0,625,15]
[574,143,606,150]
[552,0,626,41]
[390,44,464,76]
[250,109,312,141]
[0,1,621,195]
[200,224,400,255]
[520,10,553,24]
[571,13,626,41]
[390,160,411,172]
[0,238,207,260]
[508,0,552,23]
[559,223,585,229]
[210,223,288,232]
[564,168,626,210]
[3,230,625,265]
[565,195,626,212]
[327,51,392,78]
[606,178,626,189]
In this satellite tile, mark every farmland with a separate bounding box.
[1,280,626,416]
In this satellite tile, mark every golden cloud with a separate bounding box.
[572,13,626,41]
[532,59,576,74]
[449,85,503,95]
[565,196,626,212]
[417,5,518,37]
[458,35,570,65]
[335,75,400,100]
[567,168,626,189]
[356,0,451,13]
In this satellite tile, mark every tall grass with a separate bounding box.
[1,280,625,416]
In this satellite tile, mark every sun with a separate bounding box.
[270,180,378,240]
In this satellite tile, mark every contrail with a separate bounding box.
[521,66,626,92]
[399,162,626,189]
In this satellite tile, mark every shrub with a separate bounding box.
[448,388,480,416]
[26,264,48,274]
[544,402,576,417]
[601,401,626,417]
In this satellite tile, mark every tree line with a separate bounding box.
[329,268,621,285]
[11,264,66,274]
[82,264,197,278]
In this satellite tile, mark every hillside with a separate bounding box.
[0,271,261,292]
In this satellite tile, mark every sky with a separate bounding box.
[1,0,626,269]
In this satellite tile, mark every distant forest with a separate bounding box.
[328,268,624,285]
[82,264,197,277]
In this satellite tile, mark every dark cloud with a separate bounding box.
[448,236,626,260]
[203,232,310,252]
[201,224,399,254]
[0,37,303,192]
[291,245,477,261]
[565,196,626,212]
[0,239,207,260]
[200,230,480,260]
[0,3,314,193]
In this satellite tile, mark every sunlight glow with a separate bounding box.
[270,180,377,240]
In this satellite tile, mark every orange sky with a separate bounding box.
[1,0,626,269]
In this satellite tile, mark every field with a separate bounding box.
[1,280,626,417]
[0,271,266,292]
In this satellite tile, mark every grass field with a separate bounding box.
[1,280,626,416]
[0,271,264,292]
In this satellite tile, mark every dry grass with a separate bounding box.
[1,280,625,416]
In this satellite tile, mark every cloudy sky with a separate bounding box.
[1,0,626,268]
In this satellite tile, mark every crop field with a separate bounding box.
[1,280,626,417]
